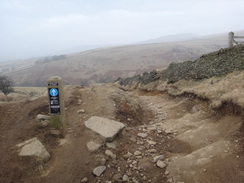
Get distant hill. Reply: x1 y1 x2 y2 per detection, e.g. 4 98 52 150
3 31 243 87
137 33 202 44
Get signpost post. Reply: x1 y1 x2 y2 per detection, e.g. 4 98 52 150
47 76 66 137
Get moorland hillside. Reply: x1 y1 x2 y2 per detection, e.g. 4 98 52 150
2 31 236 87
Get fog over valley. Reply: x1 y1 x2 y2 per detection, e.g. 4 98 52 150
0 0 244 62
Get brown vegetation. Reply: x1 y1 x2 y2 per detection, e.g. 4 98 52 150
2 33 230 87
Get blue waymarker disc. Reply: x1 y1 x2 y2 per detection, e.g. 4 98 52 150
50 88 58 97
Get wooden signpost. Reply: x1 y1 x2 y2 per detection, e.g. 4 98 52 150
47 76 66 137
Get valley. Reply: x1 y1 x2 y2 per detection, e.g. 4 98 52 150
1 31 233 87
0 32 244 183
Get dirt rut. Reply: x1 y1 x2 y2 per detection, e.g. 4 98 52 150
138 92 244 183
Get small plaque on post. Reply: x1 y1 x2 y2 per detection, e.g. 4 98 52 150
48 88 60 114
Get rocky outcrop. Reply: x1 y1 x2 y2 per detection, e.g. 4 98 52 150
162 45 244 83
117 45 244 86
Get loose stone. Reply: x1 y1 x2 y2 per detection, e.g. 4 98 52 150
134 151 142 156
191 106 198 114
106 142 117 149
93 166 106 177
147 149 157 153
137 133 148 138
165 130 173 134
80 177 88 182
77 99 82 105
105 150 116 159
77 109 85 114
113 173 122 181
122 174 129 181
36 114 50 127
136 156 143 159
153 155 165 163
147 126 157 131
86 141 102 152
36 114 50 122
147 140 157 145
156 160 167 169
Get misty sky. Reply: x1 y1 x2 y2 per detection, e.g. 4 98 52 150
0 0 244 62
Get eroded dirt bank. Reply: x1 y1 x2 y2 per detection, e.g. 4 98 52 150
0 84 243 183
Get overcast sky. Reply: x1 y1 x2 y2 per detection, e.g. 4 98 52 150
0 0 244 62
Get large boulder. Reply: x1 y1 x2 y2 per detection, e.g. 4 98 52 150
84 116 125 142
16 137 51 163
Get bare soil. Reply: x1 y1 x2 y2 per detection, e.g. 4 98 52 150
0 84 243 183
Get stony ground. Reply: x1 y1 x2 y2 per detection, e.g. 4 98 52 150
0 84 243 183
118 45 244 86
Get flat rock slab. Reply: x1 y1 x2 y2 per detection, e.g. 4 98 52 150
85 116 125 142
16 137 51 162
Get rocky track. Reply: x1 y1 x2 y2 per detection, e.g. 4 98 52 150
0 84 243 183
